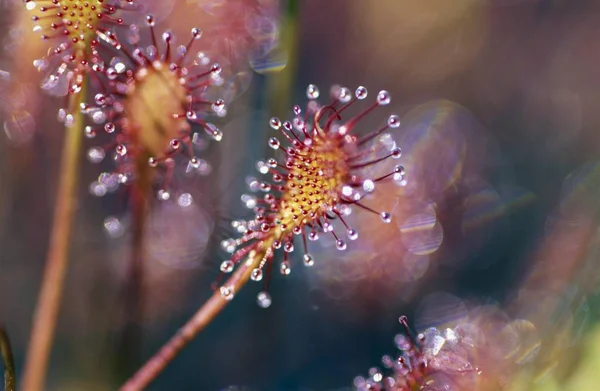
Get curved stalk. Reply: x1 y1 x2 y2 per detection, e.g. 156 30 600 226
21 83 87 391
119 253 259 391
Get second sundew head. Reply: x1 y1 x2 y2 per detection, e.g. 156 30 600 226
123 57 190 158
26 0 136 94
84 15 226 201
219 84 405 307
355 316 484 391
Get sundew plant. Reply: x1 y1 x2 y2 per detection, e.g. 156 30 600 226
1 1 600 391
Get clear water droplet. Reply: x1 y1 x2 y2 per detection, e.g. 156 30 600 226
270 117 281 129
303 253 314 267
191 27 202 39
87 147 105 163
377 90 391 105
103 216 124 238
220 286 234 300
363 179 375 193
268 137 280 149
146 15 156 27
178 193 193 208
388 114 400 128
157 189 171 201
347 228 358 240
251 268 263 281
204 122 223 141
221 239 236 253
337 87 352 103
220 260 234 273
280 261 291 275
257 291 272 308
306 84 320 99
284 242 294 253
355 86 368 100
380 212 392 223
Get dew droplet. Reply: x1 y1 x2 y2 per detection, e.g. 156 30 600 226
241 194 257 209
394 165 405 175
157 189 171 201
103 216 123 238
303 253 314 267
380 212 392 223
87 147 105 163
64 114 74 127
347 228 358 240
191 27 202 39
336 239 347 250
268 137 280 150
306 84 320 99
270 117 282 129
104 123 115 133
211 99 226 116
220 286 234 300
363 179 375 193
377 90 391 105
251 268 263 281
116 144 127 156
178 193 193 208
280 261 291 275
84 126 95 138
189 157 200 169
388 114 401 128
284 242 294 253
337 87 352 103
91 109 106 124
391 147 402 159
221 239 236 253
89 182 107 197
355 86 368 100
220 260 234 273
257 291 272 308
146 15 155 26
95 93 106 105
204 122 223 141
255 161 268 175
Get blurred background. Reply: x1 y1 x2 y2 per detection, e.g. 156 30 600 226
2 0 600 390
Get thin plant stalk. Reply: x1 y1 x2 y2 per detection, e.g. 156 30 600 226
120 2 300 389
114 153 151 381
267 0 299 118
119 254 259 391
1 326 16 391
21 81 87 391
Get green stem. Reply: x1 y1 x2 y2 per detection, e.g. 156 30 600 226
0 326 15 391
267 0 299 118
21 82 87 391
